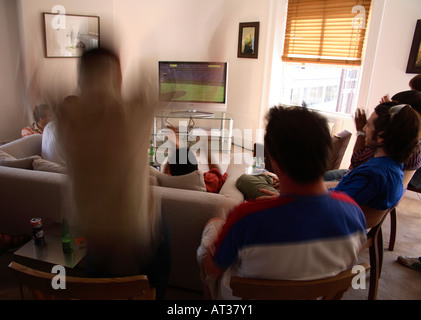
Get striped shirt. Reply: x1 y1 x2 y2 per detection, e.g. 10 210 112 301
21 123 42 137
350 140 421 171
212 192 367 299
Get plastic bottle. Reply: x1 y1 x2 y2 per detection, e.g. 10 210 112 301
61 218 73 254
149 140 155 166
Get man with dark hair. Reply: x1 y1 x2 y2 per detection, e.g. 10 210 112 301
325 90 421 187
330 102 420 215
197 106 367 299
410 74 421 92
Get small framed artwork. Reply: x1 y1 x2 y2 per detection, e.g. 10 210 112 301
43 12 100 58
406 20 421 73
238 22 259 59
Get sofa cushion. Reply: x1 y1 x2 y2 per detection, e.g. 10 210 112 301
0 134 42 158
155 168 207 192
33 158 67 174
0 150 40 169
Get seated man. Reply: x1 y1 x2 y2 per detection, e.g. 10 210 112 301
21 104 52 137
197 106 367 300
329 102 420 215
165 147 227 193
325 90 421 184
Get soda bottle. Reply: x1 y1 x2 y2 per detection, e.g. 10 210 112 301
61 218 73 254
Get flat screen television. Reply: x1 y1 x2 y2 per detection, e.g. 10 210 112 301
158 61 228 116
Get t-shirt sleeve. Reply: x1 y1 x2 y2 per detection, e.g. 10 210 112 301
331 171 378 207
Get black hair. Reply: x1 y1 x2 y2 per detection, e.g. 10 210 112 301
391 90 421 114
264 105 332 183
374 102 420 163
409 74 421 92
168 148 199 176
78 47 121 88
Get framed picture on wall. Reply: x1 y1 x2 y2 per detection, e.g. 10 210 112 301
237 22 259 59
43 13 100 58
406 19 421 73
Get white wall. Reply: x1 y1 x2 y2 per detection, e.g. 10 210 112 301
358 0 421 114
0 0 26 143
0 0 114 143
17 0 114 105
1 0 420 149
114 0 273 149
0 0 273 147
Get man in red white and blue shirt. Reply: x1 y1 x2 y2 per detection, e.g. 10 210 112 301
198 106 367 299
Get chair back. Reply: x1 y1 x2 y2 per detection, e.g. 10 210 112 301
329 130 352 170
9 262 155 300
230 263 370 300
254 130 352 174
360 205 390 229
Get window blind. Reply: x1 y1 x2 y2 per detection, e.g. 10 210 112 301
282 0 372 66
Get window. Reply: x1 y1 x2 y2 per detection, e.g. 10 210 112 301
280 64 360 114
280 0 371 115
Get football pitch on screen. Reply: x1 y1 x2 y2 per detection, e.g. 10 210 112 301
161 82 224 102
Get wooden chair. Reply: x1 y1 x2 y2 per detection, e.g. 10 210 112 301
8 262 156 300
388 169 417 251
329 130 352 170
230 263 369 300
253 130 352 174
360 205 395 300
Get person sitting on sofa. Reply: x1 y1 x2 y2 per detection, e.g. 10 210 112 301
21 104 52 137
197 105 367 300
165 146 227 193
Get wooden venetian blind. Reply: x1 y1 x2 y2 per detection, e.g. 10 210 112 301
282 0 372 66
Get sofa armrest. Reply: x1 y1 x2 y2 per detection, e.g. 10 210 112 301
0 166 67 234
154 186 235 291
219 162 248 205
0 134 42 158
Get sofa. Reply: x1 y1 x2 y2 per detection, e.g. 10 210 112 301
0 134 248 292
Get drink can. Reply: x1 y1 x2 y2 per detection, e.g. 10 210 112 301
30 218 45 244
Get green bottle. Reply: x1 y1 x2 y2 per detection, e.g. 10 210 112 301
61 218 73 254
149 140 155 166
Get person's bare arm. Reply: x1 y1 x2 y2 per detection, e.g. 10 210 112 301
353 108 367 154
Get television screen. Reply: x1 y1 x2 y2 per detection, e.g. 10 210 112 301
158 61 228 113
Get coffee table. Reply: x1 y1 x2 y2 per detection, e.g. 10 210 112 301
13 223 87 276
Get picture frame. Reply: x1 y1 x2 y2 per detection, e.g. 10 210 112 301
237 22 259 59
406 20 421 73
43 12 100 58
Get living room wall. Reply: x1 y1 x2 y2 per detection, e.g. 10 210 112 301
358 0 421 114
16 0 115 120
2 0 273 147
113 0 274 149
1 0 420 152
0 0 26 143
